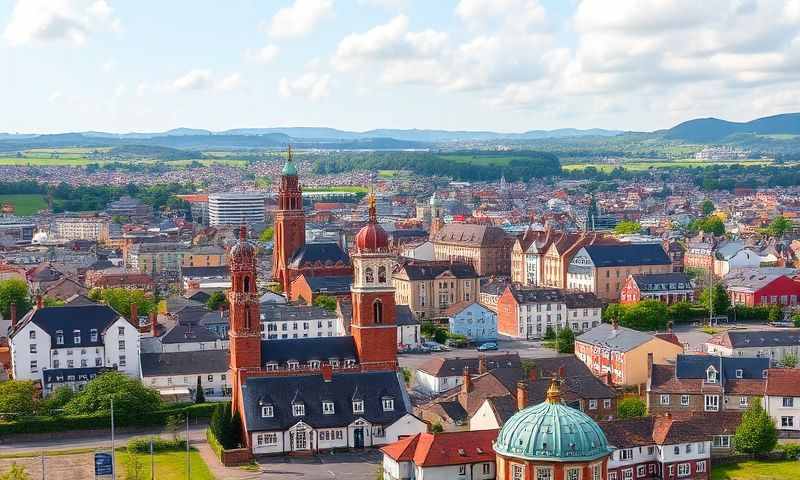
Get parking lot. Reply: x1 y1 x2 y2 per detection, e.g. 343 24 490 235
255 449 382 479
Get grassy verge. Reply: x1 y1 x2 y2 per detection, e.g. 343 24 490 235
711 460 800 480
0 447 97 459
120 448 214 480
0 194 48 215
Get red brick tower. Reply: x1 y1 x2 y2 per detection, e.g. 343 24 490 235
271 146 305 295
351 194 397 371
228 226 262 415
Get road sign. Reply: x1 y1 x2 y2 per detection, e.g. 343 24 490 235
95 452 113 478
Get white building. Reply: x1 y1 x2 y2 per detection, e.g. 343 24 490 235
381 430 498 480
705 329 800 360
53 217 109 242
9 304 141 395
208 192 266 226
261 303 339 340
764 369 800 434
141 350 230 401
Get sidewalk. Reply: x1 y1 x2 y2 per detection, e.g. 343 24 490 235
196 443 261 480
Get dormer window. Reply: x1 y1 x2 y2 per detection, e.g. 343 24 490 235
308 360 321 369
344 359 356 368
287 361 299 370
329 359 340 368
735 369 743 379
353 400 364 414
763 370 768 379
382 397 394 412
292 403 305 417
73 330 81 344
322 401 335 415
90 329 98 342
265 362 279 371
261 405 273 418
56 330 64 345
706 366 717 383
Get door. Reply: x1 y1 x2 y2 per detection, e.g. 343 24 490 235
295 429 307 450
353 428 364 449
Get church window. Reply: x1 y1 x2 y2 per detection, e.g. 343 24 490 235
244 276 250 293
378 266 387 283
365 267 374 283
373 300 383 324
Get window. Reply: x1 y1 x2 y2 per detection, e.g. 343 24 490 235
713 435 731 448
292 403 305 417
697 461 706 473
29 330 36 340
566 467 580 480
118 340 125 351
30 360 37 373
67 359 74 368
458 465 466 476
636 465 646 477
382 398 394 411
261 405 273 418
735 369 743 379
681 395 689 406
365 267 374 283
588 399 597 410
56 330 64 345
740 396 749 407
704 394 719 412
208 375 214 382
81 359 87 367
783 397 794 408
353 400 364 414
29 344 36 354
782 416 794 427
609 473 617 480
373 300 383 324
660 394 670 405
119 355 126 367
95 357 102 366
511 464 524 480
698 442 706 454
482 463 491 475
677 463 690 477
323 401 335 415
535 466 552 480
622 469 632 480
73 330 81 344
591 464 601 480
53 359 59 368
619 449 633 460
673 446 680 455
90 329 98 341
686 443 692 453
256 433 278 446
378 266 387 283
706 366 717 383
603 399 611 409
647 446 655 455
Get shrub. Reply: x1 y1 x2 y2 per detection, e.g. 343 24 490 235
64 372 161 417
617 398 647 419
735 398 777 456
127 437 186 453
0 381 37 417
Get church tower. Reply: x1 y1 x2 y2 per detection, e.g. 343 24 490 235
228 226 261 414
271 146 306 294
351 194 397 371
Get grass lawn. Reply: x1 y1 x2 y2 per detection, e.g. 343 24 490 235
119 448 214 480
711 460 800 479
0 194 48 215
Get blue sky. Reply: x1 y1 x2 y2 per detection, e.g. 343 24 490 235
2 0 799 134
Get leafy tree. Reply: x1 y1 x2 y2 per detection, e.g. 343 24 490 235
701 199 715 216
400 367 412 386
613 221 641 235
734 399 777 456
0 279 31 320
619 300 668 331
259 226 274 242
206 291 228 311
195 377 206 404
421 322 448 344
556 327 575 354
39 385 74 415
794 312 800 328
42 297 64 307
782 353 798 368
687 215 725 236
0 463 31 480
91 288 155 318
543 326 556 340
313 294 337 312
667 301 695 322
64 372 161 417
0 380 37 417
698 284 730 318
230 410 243 448
430 422 444 434
768 305 783 323
617 398 647 419
766 215 793 238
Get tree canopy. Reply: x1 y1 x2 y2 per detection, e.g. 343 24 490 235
613 221 641 235
686 215 725 236
701 199 715 216
556 327 575 353
313 294 337 312
617 398 647 419
259 226 274 242
64 372 161 417
0 279 31 320
764 215 793 238
604 300 668 331
698 284 730 317
734 398 777 455
0 380 37 417
206 291 228 311
88 288 155 318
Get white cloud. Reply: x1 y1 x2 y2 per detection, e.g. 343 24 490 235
48 91 63 103
269 0 333 39
172 70 213 91
113 83 126 98
169 70 243 92
245 44 279 64
357 0 407 10
217 73 243 91
102 59 116 73
279 72 331 100
4 0 121 46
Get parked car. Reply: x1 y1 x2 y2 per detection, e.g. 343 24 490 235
446 337 469 348
477 342 498 351
423 341 445 352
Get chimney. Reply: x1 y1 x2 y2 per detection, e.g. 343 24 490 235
130 302 138 327
321 364 333 382
529 367 538 381
462 366 472 394
611 318 619 331
478 355 487 375
9 302 17 329
35 295 43 310
647 352 654 385
667 321 674 334
516 381 528 410
605 371 613 386
150 312 158 337
558 366 565 379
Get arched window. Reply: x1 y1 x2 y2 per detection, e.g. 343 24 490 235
373 300 383 324
365 267 374 283
245 309 251 330
244 276 250 293
378 266 387 283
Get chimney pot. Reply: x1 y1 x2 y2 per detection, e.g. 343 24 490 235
478 355 487 375
462 366 472 394
516 380 528 410
130 303 139 327
529 367 537 381
150 312 158 337
35 295 43 310
558 366 565 379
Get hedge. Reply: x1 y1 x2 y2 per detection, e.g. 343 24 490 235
0 402 218 436
127 437 186 453
206 428 223 459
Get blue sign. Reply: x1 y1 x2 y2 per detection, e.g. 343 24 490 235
95 452 113 476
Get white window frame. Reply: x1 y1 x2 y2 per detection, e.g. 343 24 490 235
704 394 719 412
782 416 794 428
261 405 273 418
588 399 597 410
535 466 552 480
353 400 364 414
636 465 646 477
677 463 690 477
322 401 335 415
696 461 706 473
680 395 689 406
511 463 525 480
382 398 394 412
660 394 670 405
292 403 305 417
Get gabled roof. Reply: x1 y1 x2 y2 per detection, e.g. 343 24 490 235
242 370 411 431
289 242 350 268
260 337 357 365
160 322 221 344
14 305 123 348
581 244 671 268
396 305 418 326
600 415 712 448
723 267 799 292
260 303 337 323
141 350 228 376
765 368 800 396
417 353 521 377
630 273 693 292
432 224 508 247
408 430 498 467
302 275 352 294
380 433 420 461
396 261 477 281
180 265 230 278
576 323 655 352
675 354 769 381
708 329 800 349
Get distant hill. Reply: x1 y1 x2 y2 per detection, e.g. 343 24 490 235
664 113 800 142
109 145 204 160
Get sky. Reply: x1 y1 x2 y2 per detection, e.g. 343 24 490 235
2 0 800 134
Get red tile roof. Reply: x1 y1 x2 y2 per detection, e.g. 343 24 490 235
765 368 800 396
408 430 498 467
380 434 420 461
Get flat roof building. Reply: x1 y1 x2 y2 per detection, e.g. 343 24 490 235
208 192 266 226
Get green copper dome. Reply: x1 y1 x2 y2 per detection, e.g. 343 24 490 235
282 159 297 176
494 386 611 462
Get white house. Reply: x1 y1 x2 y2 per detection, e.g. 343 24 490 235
414 354 521 395
261 303 339 340
396 305 422 350
445 302 497 343
140 349 230 401
764 368 800 433
9 304 141 395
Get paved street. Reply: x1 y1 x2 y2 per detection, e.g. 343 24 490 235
254 449 382 480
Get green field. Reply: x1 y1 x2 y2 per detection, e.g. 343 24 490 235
712 459 800 479
562 159 776 172
0 194 48 215
440 153 530 166
119 448 214 480
0 155 248 167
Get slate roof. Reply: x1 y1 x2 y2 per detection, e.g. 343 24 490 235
723 268 799 292
289 242 350 268
180 265 230 278
506 286 603 308
260 303 337 323
485 395 519 425
260 337 357 365
765 368 800 396
581 244 671 267
141 350 228 376
674 354 769 381
650 355 769 395
417 353 521 377
631 273 694 292
576 323 655 352
396 261 478 281
242 370 411 431
526 356 594 378
17 305 123 348
432 224 509 247
708 329 800 349
159 322 221 344
173 304 212 325
396 305 419 326
302 275 352 294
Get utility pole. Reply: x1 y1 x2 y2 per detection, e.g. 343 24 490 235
111 398 116 480
186 414 190 480
150 438 154 480
40 450 45 480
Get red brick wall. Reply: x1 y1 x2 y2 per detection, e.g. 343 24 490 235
620 276 640 304
221 448 253 466
496 288 520 337
351 291 397 367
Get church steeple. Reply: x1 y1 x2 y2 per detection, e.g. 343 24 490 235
272 145 306 294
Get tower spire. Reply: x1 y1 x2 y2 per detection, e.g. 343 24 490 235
546 377 562 404
368 192 377 223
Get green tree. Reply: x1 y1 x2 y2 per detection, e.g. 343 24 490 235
0 279 31 320
613 221 641 235
557 327 575 354
64 372 160 417
165 414 183 441
259 226 274 242
619 300 668 331
92 288 155 318
793 312 800 328
400 367 412 386
617 398 647 419
667 301 695 322
698 284 730 318
602 303 624 324
0 463 31 480
206 291 228 311
734 399 777 456
430 422 444 434
230 410 243 448
195 377 206 404
0 380 37 417
543 326 556 340
42 297 64 307
766 215 793 238
768 305 783 323
38 385 74 415
313 294 337 312
701 199 715 216
782 353 798 368
125 449 144 480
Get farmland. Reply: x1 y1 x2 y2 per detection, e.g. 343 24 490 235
562 159 778 172
0 194 48 215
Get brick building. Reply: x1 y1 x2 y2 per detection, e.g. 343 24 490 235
431 223 513 276
620 273 695 304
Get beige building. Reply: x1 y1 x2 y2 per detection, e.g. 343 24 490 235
127 243 226 274
512 228 609 288
393 260 479 320
431 223 512 276
53 216 110 242
567 243 673 301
